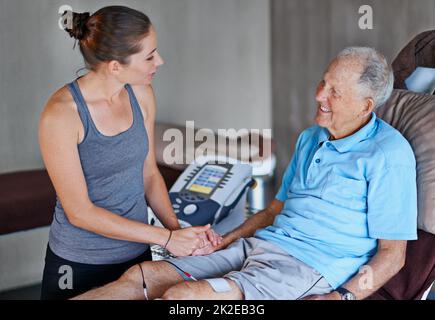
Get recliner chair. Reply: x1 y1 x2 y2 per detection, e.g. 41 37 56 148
367 30 435 300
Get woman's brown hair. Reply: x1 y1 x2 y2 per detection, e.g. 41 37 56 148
63 6 152 71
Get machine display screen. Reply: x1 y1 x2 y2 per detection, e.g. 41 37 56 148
187 165 228 195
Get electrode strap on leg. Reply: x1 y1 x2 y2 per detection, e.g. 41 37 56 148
205 278 232 293
138 263 149 300
165 260 197 281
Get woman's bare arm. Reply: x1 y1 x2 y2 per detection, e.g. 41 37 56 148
38 89 205 256
133 84 181 230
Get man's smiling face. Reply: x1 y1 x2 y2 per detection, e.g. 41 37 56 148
315 57 371 140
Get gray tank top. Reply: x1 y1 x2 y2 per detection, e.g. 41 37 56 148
49 79 150 264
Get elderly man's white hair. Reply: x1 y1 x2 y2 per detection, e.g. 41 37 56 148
336 47 394 110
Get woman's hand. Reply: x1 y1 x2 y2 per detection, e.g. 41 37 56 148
191 229 225 256
165 224 211 257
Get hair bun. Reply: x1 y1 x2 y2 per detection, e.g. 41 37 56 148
65 12 90 40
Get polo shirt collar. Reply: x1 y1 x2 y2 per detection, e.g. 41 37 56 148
317 112 378 153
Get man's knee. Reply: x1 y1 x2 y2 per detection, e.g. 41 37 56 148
120 261 185 299
119 265 140 284
120 261 153 285
161 281 196 300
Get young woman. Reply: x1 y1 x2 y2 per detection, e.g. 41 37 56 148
39 6 221 299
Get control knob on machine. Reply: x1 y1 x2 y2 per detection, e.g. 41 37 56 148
183 204 198 215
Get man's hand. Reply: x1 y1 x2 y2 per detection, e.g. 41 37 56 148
205 228 223 247
191 229 224 256
191 241 225 256
166 224 212 256
190 199 285 257
303 291 341 300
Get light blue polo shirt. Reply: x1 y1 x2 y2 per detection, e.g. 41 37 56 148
255 113 418 289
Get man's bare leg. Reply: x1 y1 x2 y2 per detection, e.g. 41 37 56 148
72 261 183 300
161 278 244 300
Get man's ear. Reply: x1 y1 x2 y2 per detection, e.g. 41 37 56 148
361 97 375 117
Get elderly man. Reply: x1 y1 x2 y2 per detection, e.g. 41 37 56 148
74 47 417 300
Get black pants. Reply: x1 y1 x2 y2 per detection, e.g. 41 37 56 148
40 244 152 300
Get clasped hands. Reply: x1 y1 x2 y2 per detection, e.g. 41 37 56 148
165 224 224 257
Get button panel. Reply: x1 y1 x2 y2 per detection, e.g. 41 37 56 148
183 204 198 215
